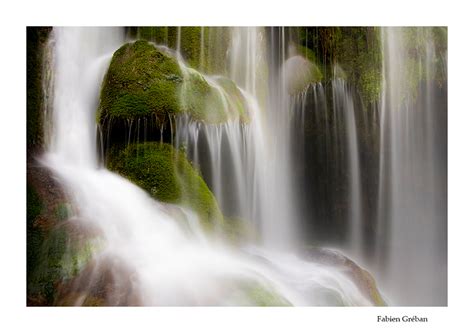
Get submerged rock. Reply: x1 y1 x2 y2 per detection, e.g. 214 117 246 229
304 247 386 306
27 162 101 305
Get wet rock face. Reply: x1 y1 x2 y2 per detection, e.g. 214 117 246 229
303 247 386 306
56 256 143 306
27 161 104 306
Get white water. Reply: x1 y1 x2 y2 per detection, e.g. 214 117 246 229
290 79 363 259
176 27 298 249
376 27 447 305
277 28 446 306
332 79 363 260
41 27 374 306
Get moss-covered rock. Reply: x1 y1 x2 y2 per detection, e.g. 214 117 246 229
98 40 248 130
98 40 183 122
180 68 227 123
297 27 382 105
215 77 250 122
283 55 323 95
297 27 447 105
107 142 224 230
127 27 230 74
180 69 250 123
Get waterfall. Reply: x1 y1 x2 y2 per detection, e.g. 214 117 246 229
176 27 298 249
38 27 374 306
176 26 181 54
332 79 363 259
290 79 363 257
376 27 447 305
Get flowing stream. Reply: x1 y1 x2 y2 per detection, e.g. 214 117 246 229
41 27 374 306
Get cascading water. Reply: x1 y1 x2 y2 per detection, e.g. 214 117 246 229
176 27 298 249
332 79 363 259
283 27 446 307
376 27 447 305
290 78 364 256
39 27 375 306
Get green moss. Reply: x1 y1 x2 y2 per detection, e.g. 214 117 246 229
28 225 67 303
98 40 183 122
135 27 170 44
298 27 382 105
107 142 224 230
298 27 446 104
98 40 242 125
180 68 227 123
295 44 324 81
177 27 202 69
200 27 231 75
284 54 323 95
215 77 250 122
55 202 71 221
180 70 249 123
177 27 231 74
399 27 447 100
296 44 317 64
129 27 230 74
335 27 382 104
28 222 100 304
60 239 100 279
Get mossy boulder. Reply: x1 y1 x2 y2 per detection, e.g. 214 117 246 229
283 55 323 95
180 68 227 123
98 40 248 128
107 142 224 230
215 77 250 122
180 69 250 123
98 40 183 122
